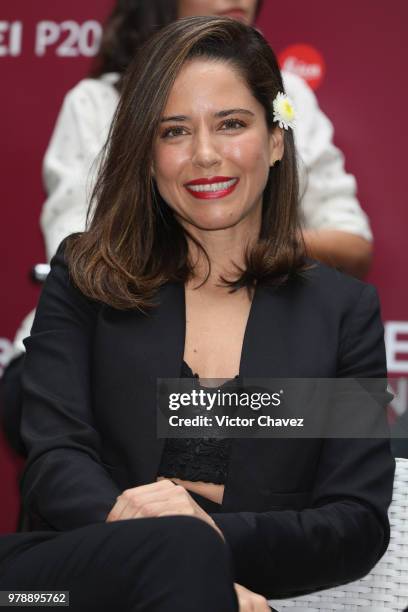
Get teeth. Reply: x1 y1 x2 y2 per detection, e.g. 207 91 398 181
187 179 237 192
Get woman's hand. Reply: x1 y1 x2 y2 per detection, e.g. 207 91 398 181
106 478 225 540
234 583 271 612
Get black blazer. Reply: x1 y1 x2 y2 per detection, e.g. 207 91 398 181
20 240 395 599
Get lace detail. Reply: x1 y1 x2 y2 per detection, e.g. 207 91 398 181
157 361 235 484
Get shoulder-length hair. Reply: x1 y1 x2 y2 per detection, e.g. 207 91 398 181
66 16 307 311
91 0 265 79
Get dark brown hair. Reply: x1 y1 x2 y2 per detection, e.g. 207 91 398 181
91 0 265 79
90 0 178 78
66 16 306 310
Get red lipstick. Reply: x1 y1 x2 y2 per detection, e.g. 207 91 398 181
184 176 239 200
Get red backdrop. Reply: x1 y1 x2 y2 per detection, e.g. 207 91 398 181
1 0 407 532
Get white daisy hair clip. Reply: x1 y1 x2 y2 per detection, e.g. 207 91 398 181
272 92 296 130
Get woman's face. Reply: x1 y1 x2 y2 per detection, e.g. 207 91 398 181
153 59 283 234
177 0 258 24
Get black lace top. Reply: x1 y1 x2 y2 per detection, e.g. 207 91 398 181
157 361 237 484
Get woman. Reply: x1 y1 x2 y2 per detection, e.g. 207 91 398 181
3 16 393 611
2 2 267 457
2 0 373 458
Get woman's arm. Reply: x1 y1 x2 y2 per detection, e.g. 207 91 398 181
39 78 118 261
283 72 373 277
209 284 395 599
301 228 373 278
20 239 121 530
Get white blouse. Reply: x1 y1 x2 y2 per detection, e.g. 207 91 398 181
12 71 372 357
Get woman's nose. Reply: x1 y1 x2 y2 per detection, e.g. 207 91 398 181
191 132 222 169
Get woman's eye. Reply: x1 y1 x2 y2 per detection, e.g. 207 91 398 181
160 119 245 139
220 119 246 130
161 126 187 139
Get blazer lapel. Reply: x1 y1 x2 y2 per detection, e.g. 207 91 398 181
240 284 290 378
138 282 186 478
98 282 185 484
223 284 293 511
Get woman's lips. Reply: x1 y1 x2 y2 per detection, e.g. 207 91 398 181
184 177 239 200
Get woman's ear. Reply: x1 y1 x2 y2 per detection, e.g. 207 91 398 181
269 127 284 166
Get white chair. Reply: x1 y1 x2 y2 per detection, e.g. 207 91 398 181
268 457 408 612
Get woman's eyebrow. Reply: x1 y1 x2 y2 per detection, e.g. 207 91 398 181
160 108 255 122
216 108 255 118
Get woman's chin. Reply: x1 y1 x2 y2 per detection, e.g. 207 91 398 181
185 213 243 232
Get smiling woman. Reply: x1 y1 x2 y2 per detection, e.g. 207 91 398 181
153 59 283 233
12 15 394 612
65 15 304 311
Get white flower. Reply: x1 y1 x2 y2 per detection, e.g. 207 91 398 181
272 92 296 130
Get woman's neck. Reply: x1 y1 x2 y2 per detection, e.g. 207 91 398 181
184 209 261 289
